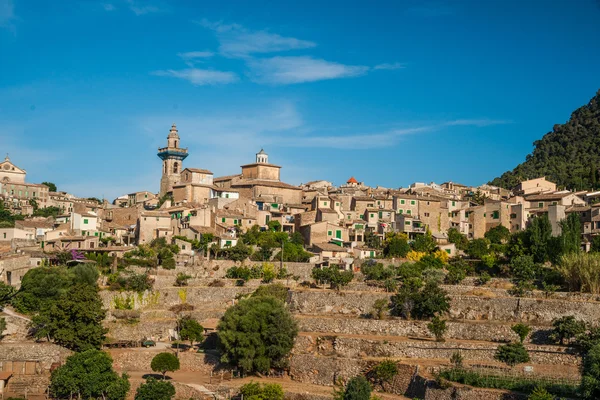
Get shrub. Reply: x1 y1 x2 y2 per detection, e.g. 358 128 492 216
218 296 297 373
391 281 449 320
494 342 530 367
312 266 354 289
557 252 600 294
478 272 491 285
239 382 284 400
334 375 372 400
174 273 192 287
135 378 175 400
150 353 180 379
581 343 600 399
370 359 398 389
251 283 289 302
466 238 490 259
550 315 586 345
406 251 426 262
427 316 447 342
178 317 204 348
433 249 450 264
445 263 467 285
370 299 388 320
527 386 554 400
450 351 463 368
511 323 531 344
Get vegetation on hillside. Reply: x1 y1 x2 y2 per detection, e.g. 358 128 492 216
490 90 600 190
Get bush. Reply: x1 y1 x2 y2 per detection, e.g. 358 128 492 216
175 273 191 287
150 353 180 379
581 343 600 399
370 299 388 320
527 386 554 400
334 375 372 400
466 238 490 259
252 283 289 302
218 296 297 373
511 323 531 344
557 252 600 294
391 281 449 320
445 262 467 284
494 342 530 367
135 378 175 400
312 266 354 289
550 315 586 345
478 272 491 285
370 359 398 389
239 382 284 400
360 262 394 281
178 317 204 347
427 316 447 342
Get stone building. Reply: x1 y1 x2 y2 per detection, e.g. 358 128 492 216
158 124 188 197
0 155 50 210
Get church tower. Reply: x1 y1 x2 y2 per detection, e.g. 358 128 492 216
157 123 188 197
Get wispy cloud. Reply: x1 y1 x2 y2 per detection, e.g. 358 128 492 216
103 3 116 11
177 51 214 66
444 119 513 127
0 0 17 33
152 68 238 86
374 62 405 70
126 0 161 16
198 19 316 57
248 56 369 85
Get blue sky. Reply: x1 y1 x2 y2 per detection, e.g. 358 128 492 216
1 0 600 200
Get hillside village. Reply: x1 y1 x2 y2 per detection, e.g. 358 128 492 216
2 124 600 400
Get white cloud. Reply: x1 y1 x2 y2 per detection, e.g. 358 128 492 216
248 56 370 85
374 62 405 70
177 51 214 61
0 0 16 32
198 19 316 57
126 0 160 15
152 68 238 85
103 3 116 11
443 119 512 127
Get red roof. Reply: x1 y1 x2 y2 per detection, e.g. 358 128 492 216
347 176 358 184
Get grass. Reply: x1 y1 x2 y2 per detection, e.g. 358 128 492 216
437 367 580 398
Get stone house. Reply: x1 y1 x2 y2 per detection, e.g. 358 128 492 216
297 221 349 247
514 177 557 196
137 210 171 244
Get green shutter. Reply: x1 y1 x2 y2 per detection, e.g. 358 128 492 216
400 199 405 204
222 217 226 223
83 219 88 224
336 230 342 239
378 211 382 218
328 230 332 236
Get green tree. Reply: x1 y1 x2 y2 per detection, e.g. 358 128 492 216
337 376 372 400
528 386 554 400
370 360 398 390
412 231 436 253
484 225 511 244
370 299 389 320
312 266 354 289
391 281 449 320
12 266 72 314
466 238 490 259
582 343 600 399
558 212 582 256
50 350 129 400
0 282 15 307
447 228 469 251
550 315 586 345
364 231 380 249
494 342 530 367
150 353 180 379
32 284 107 351
178 317 204 348
239 382 284 400
227 242 252 262
0 317 6 339
383 235 410 258
41 182 57 192
135 378 175 400
527 215 553 263
511 323 531 344
427 316 447 342
251 283 289 302
217 296 298 374
510 255 537 283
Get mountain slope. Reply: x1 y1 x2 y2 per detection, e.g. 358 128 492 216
490 90 600 190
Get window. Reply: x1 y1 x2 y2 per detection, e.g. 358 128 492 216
407 210 411 215
234 219 238 224
359 214 364 219
221 217 226 223
336 202 340 206
368 203 374 207
405 221 410 225
400 199 405 205
347 215 351 220
445 249 451 254
328 230 332 236
83 219 88 224
173 162 179 173
378 211 382 218
355 224 363 229
484 213 486 217
2 233 5 239
398 209 403 214
336 230 342 239
323 202 327 206
538 202 544 208
377 201 380 205
94 232 98 236
552 201 558 205
370 213 375 218
226 240 231 246
510 213 517 219
492 211 499 219
411 200 416 205
452 201 456 206
424 212 430 217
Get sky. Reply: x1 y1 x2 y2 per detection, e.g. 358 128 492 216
1 0 600 200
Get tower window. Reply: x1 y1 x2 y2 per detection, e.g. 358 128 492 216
174 140 178 148
173 162 178 173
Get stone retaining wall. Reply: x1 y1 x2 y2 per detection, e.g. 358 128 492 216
294 335 579 366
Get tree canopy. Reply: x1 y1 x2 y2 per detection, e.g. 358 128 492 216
50 350 129 400
135 378 176 400
217 295 298 374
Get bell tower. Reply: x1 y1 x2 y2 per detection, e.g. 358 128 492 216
157 123 188 197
